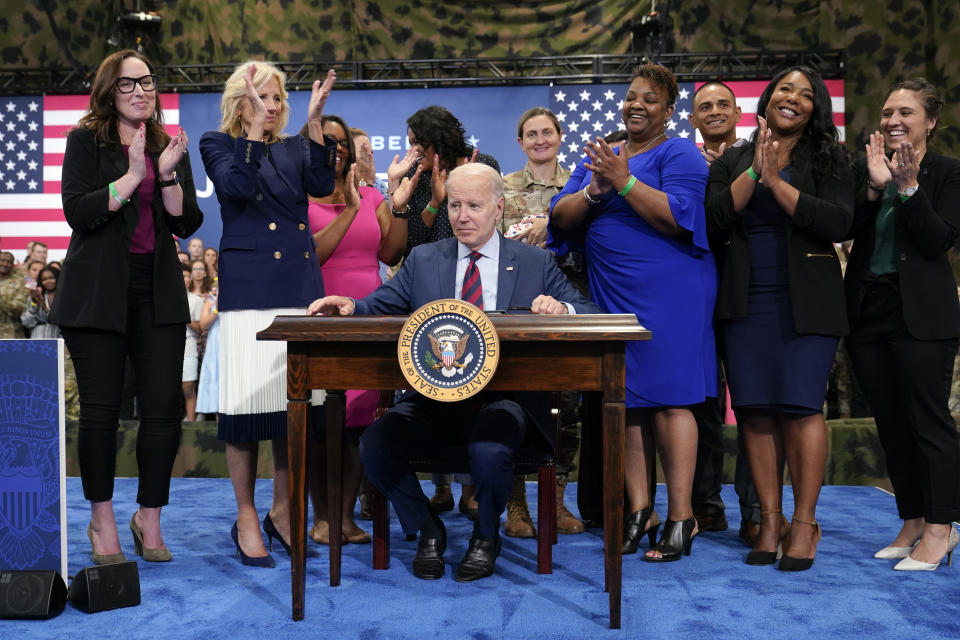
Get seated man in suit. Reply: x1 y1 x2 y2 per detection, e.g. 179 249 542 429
307 163 600 582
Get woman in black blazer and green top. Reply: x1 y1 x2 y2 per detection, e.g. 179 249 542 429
845 79 960 571
707 66 853 571
49 50 202 565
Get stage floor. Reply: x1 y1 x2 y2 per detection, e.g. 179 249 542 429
5 479 958 639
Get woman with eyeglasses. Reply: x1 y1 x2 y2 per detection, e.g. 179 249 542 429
297 114 406 546
49 49 202 565
199 60 336 567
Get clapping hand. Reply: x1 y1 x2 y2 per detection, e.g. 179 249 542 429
429 154 448 208
391 164 423 213
307 69 336 125
158 127 188 180
583 137 621 196
884 140 920 190
387 147 420 192
757 119 780 186
343 163 361 211
864 131 891 195
703 141 727 166
242 64 268 130
127 122 147 181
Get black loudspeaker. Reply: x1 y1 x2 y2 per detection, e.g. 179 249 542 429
0 570 68 619
68 561 140 613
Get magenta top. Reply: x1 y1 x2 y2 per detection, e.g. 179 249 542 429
126 147 156 254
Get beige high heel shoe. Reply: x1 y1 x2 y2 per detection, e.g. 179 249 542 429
893 527 959 571
86 523 126 565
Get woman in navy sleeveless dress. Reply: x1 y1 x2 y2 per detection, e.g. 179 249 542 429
707 66 853 571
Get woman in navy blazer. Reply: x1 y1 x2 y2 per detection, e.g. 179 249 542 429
845 79 960 570
49 49 202 565
199 61 337 567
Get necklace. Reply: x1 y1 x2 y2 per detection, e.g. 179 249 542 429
625 133 666 157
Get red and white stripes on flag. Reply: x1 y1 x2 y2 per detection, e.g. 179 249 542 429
0 94 179 262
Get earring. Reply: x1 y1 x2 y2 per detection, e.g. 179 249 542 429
927 129 932 137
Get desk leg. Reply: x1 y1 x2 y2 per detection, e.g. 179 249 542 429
326 390 346 587
602 398 624 629
287 346 310 621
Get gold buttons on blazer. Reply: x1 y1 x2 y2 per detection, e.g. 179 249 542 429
256 193 263 201
274 251 282 259
268 222 277 230
303 252 310 259
298 223 306 231
245 142 253 163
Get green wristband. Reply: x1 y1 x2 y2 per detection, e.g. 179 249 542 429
618 176 638 197
109 181 129 205
425 203 439 215
745 166 760 181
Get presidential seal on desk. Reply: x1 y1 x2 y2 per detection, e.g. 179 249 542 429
397 299 500 401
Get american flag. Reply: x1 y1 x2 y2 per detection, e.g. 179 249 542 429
0 94 180 263
550 79 845 171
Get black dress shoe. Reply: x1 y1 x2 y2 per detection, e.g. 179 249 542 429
454 531 502 582
412 519 446 580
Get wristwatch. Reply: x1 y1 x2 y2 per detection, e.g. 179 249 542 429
899 184 918 198
158 172 179 188
392 204 409 219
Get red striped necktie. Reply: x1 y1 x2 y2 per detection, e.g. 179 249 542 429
461 251 483 309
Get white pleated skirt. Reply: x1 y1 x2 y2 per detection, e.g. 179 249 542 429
217 308 324 442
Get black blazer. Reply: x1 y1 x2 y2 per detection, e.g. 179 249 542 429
49 127 203 331
845 153 960 340
706 143 854 336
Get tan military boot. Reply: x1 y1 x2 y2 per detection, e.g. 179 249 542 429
556 477 585 534
504 477 536 538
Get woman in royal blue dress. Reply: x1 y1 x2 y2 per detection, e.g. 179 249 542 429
551 63 717 562
706 66 853 571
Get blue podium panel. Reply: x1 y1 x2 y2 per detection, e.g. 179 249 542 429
0 339 67 576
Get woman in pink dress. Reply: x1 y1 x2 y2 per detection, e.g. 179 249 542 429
303 115 407 543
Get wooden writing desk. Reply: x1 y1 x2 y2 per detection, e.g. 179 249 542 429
258 313 650 629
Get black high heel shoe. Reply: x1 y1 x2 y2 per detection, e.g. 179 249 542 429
622 507 661 555
231 521 275 568
778 518 821 572
643 516 696 563
263 513 292 555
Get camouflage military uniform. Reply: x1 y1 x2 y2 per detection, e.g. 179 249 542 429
500 162 570 233
0 271 28 339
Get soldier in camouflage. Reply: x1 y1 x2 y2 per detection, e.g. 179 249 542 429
0 251 29 339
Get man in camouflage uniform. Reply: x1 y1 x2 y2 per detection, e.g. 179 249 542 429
0 251 29 338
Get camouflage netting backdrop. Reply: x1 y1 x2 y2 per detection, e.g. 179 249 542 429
2 1 958 155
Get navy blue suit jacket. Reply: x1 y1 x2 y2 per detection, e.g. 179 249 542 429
355 233 602 452
199 131 336 311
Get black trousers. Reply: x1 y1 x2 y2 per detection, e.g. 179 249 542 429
62 254 185 507
359 393 529 540
847 333 960 524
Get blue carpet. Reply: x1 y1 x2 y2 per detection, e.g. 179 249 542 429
4 479 958 639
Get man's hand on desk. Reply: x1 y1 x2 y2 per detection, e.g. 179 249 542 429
530 295 568 315
307 295 355 316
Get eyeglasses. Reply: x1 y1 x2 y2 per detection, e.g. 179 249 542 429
334 139 350 149
115 75 157 93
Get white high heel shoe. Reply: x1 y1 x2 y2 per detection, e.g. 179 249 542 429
874 537 920 559
893 527 959 571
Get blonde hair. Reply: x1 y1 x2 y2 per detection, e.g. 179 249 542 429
218 60 289 141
